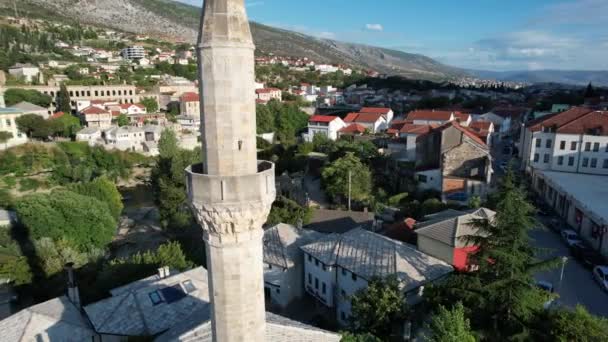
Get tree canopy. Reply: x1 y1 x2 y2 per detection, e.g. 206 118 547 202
426 303 476 342
141 97 159 113
68 177 123 220
4 88 52 108
266 196 312 226
255 100 309 144
322 152 372 204
57 83 72 113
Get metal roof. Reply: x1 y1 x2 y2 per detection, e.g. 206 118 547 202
415 208 496 247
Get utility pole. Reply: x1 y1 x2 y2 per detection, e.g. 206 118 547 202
348 170 352 211
13 0 19 18
558 256 568 293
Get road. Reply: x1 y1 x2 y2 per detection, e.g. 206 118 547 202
531 216 608 317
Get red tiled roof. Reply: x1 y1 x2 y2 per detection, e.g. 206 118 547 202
407 110 454 121
180 92 199 102
49 112 65 119
360 107 391 115
255 88 281 94
528 107 593 132
309 115 338 123
399 124 435 135
454 112 471 122
469 120 492 131
557 111 608 135
81 106 109 115
111 110 121 117
343 112 384 123
339 123 367 134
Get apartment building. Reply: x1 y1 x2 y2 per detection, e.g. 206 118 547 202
520 107 608 176
256 88 282 102
120 46 146 60
305 115 347 142
180 92 200 116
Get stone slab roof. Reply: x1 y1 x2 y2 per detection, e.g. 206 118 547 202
263 223 323 269
0 296 94 342
84 267 210 336
11 101 47 112
306 209 374 234
415 208 496 248
301 228 453 292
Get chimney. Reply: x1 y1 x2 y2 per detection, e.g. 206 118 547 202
65 263 81 308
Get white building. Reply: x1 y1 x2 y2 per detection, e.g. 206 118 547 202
8 63 40 83
180 92 200 116
520 107 608 176
256 88 282 103
120 103 147 116
121 46 146 60
300 228 452 325
176 115 201 132
263 224 323 309
305 115 346 142
0 107 28 150
343 112 387 134
10 101 50 119
76 127 103 146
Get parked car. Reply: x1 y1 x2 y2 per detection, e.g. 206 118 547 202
548 217 563 232
535 280 556 309
592 266 608 292
561 229 582 247
569 242 606 268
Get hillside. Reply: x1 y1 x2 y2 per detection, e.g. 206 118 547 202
0 0 465 81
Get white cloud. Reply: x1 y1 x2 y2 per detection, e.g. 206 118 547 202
365 24 383 31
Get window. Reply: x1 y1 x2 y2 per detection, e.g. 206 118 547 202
276 288 280 294
322 282 326 294
341 311 346 321
571 141 577 151
418 174 428 183
582 158 589 167
591 158 598 168
546 139 552 148
322 265 326 271
604 159 608 169
585 142 591 151
308 273 312 284
149 291 163 305
182 280 196 293
342 268 347 276
314 278 320 290
533 154 539 163
568 157 575 166
593 143 600 152
308 255 312 262
535 139 541 148
5 119 10 127
268 264 272 270
315 259 319 267
544 154 550 163
341 289 346 297
352 273 357 282
557 156 564 165
559 141 566 150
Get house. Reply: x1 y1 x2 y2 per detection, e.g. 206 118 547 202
8 63 40 83
338 123 367 137
305 209 375 234
359 107 394 123
121 46 145 60
256 88 282 103
468 120 495 146
519 107 608 176
11 102 51 119
180 92 200 116
103 126 149 152
406 110 456 126
482 107 528 137
306 115 346 142
415 208 496 271
0 107 29 150
76 127 103 145
263 224 323 309
120 103 147 116
176 114 201 131
415 121 493 203
386 122 436 161
80 106 112 128
343 112 387 134
300 228 453 325
0 266 340 342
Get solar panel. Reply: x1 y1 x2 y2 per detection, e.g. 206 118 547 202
160 284 187 304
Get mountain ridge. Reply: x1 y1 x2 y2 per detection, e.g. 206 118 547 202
0 0 465 81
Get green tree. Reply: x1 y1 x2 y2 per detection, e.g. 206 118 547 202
0 131 13 148
340 333 382 342
141 97 159 113
538 305 608 341
50 113 81 138
0 227 33 285
427 303 476 342
15 114 49 139
57 83 72 113
15 190 116 251
266 196 312 226
349 276 407 340
68 177 123 220
116 114 129 127
468 195 482 209
322 152 372 204
4 88 52 107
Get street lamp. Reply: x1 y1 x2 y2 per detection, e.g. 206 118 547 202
558 256 568 294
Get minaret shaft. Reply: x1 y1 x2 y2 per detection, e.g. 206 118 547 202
187 1 276 342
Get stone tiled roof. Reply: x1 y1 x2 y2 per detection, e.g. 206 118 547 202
11 101 47 112
263 223 323 269
306 209 374 234
84 267 210 336
301 228 453 291
0 296 95 342
415 208 495 248
156 312 341 342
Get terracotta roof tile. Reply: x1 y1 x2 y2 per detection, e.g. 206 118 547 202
407 110 454 121
528 107 594 132
360 107 391 115
309 115 339 123
339 123 367 134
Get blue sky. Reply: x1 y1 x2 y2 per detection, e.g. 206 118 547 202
177 0 608 71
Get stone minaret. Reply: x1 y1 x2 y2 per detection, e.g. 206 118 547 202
186 0 276 341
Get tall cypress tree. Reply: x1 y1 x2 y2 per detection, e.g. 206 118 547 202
57 83 72 113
